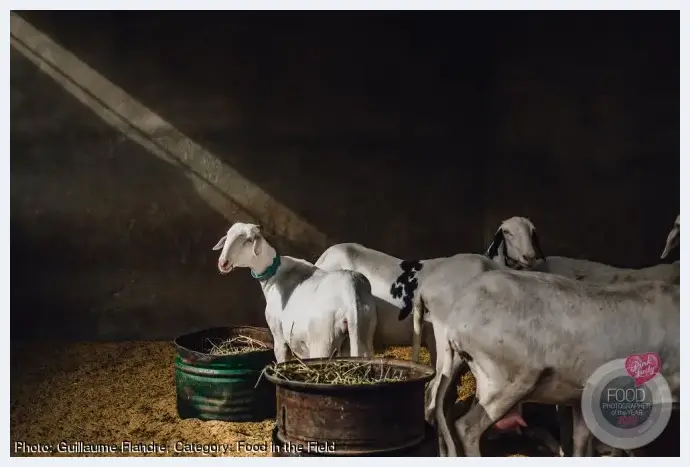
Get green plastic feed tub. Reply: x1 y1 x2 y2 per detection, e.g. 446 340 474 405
174 326 276 422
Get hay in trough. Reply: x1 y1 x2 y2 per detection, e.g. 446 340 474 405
204 334 269 356
382 346 432 366
265 358 409 385
380 346 476 402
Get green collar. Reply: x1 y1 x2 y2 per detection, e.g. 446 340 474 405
251 254 281 281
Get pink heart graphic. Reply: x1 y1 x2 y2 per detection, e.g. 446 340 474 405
625 353 661 387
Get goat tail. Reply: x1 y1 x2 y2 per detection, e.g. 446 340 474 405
411 294 426 363
349 272 376 358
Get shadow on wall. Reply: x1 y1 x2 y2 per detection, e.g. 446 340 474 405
14 11 681 269
10 45 306 341
12 11 489 260
10 11 491 341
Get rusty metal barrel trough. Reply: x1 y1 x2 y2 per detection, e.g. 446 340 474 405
173 326 276 422
263 357 438 457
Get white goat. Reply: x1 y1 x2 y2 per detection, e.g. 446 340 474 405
212 222 377 362
316 217 554 449
496 215 680 285
533 256 679 285
315 216 544 365
485 214 680 456
660 214 680 260
433 269 679 457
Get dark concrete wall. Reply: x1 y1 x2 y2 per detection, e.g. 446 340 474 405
10 11 679 341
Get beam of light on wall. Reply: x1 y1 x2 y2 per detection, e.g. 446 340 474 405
9 12 330 253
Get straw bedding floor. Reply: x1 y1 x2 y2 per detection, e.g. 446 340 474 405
10 341 678 457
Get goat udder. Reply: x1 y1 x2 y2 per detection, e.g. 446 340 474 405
492 410 528 432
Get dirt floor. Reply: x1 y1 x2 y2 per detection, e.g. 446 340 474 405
9 340 678 457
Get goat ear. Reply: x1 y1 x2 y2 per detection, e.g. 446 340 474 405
661 225 680 259
252 237 261 256
212 235 227 251
485 229 504 258
531 230 546 260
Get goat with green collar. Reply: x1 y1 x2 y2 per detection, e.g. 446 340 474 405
213 222 377 363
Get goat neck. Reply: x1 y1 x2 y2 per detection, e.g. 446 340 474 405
248 238 280 281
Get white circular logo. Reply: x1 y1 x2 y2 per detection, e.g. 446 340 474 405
581 358 674 450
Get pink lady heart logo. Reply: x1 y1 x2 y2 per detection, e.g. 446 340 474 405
625 353 661 387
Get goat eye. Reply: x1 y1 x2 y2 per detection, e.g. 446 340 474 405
503 230 513 237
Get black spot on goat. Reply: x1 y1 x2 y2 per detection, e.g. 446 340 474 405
390 260 423 321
